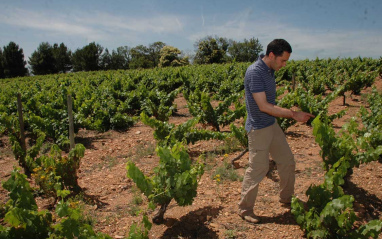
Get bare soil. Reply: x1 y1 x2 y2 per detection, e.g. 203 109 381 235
1 78 382 239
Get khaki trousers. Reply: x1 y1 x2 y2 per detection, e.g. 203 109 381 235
238 122 295 216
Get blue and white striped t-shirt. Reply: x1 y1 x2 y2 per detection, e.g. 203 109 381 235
244 55 276 132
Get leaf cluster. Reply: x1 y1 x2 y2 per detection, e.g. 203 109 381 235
184 89 245 131
0 168 113 239
140 112 228 147
126 143 204 207
291 115 382 238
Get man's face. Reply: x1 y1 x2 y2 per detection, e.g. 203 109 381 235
270 51 290 71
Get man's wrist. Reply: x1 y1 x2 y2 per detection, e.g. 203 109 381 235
290 110 295 118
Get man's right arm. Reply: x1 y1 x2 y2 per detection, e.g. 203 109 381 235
252 92 314 122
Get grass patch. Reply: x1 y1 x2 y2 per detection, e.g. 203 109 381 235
200 152 218 171
305 167 313 177
127 204 142 216
132 194 143 206
134 141 156 159
64 193 97 226
87 154 120 172
100 155 119 169
224 229 237 239
212 158 242 183
216 136 243 155
127 186 144 216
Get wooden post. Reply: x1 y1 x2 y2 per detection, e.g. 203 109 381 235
67 94 75 150
17 93 31 176
16 93 26 153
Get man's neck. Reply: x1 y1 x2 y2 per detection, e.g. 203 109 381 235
262 55 272 70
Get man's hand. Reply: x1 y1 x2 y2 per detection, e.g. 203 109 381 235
292 111 315 122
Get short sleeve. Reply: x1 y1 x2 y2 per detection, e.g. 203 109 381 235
246 69 264 94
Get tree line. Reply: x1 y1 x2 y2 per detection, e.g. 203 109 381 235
0 36 262 78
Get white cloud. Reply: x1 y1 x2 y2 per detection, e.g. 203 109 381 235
0 7 184 42
0 8 104 40
188 10 382 59
73 10 183 34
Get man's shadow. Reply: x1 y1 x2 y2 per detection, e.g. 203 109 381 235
257 210 299 226
160 206 223 239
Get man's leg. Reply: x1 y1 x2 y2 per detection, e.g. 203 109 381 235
269 123 295 203
238 126 272 220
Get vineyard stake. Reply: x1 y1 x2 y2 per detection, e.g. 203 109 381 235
67 94 75 149
16 93 26 153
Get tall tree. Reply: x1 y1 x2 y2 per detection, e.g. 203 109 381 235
110 46 130 70
101 46 131 70
159 46 189 67
194 36 229 64
71 42 103 72
52 43 72 73
148 41 166 67
2 42 28 78
129 45 152 69
228 37 263 63
100 48 112 70
129 42 166 69
28 42 57 75
71 48 83 72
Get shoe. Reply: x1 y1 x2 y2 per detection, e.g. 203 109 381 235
241 214 261 224
279 198 291 204
279 199 291 208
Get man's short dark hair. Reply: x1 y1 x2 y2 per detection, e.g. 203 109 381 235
266 39 292 57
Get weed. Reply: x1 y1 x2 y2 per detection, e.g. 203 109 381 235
127 187 144 216
95 155 119 170
212 158 242 182
211 157 242 202
134 141 156 159
107 155 119 168
258 195 272 204
132 194 143 205
113 205 130 219
103 213 118 225
235 225 250 232
127 204 142 216
201 152 218 171
305 167 313 177
224 229 237 239
65 195 97 226
217 136 242 154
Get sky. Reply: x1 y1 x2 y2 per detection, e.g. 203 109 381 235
0 0 381 62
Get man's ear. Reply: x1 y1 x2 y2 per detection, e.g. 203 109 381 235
269 52 276 60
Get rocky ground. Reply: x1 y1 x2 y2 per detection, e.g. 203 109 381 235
1 78 382 239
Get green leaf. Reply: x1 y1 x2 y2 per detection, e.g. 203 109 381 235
4 208 26 228
307 229 328 239
56 201 69 217
357 220 382 238
126 161 153 197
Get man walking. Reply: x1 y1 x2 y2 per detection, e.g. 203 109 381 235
238 39 314 223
